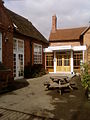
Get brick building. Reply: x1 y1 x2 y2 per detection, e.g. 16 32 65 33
0 0 48 80
44 15 90 74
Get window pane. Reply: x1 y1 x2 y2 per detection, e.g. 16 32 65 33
13 39 24 53
18 54 24 77
18 40 24 52
34 44 42 64
57 55 62 66
13 54 16 77
13 39 17 51
74 60 76 66
74 51 83 67
64 55 70 66
64 60 69 66
46 53 53 67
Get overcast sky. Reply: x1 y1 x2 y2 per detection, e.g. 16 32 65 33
4 0 90 39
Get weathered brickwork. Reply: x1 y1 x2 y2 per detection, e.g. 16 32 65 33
0 2 13 79
2 32 13 78
49 41 81 46
84 29 90 64
84 29 90 47
24 40 31 66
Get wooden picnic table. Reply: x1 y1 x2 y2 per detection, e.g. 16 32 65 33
50 76 69 84
44 76 73 95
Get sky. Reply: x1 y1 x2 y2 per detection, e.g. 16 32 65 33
4 0 90 39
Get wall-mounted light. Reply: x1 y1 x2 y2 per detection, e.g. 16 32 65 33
5 37 8 43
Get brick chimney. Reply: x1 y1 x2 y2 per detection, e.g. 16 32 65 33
51 15 57 33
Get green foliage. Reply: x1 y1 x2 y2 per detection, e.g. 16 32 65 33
81 63 90 89
24 64 47 78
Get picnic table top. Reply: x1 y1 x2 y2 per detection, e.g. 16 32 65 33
50 76 69 83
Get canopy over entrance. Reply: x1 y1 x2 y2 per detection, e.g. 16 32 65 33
44 45 86 52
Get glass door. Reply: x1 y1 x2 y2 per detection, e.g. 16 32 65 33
63 54 70 72
13 54 16 78
56 52 70 72
13 38 24 79
56 53 63 72
18 54 24 77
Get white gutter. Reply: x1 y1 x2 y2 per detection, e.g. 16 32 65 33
44 45 86 52
73 45 86 51
48 45 72 51
81 26 89 35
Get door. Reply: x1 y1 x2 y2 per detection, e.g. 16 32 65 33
56 52 70 72
18 54 24 78
13 38 24 79
56 53 63 72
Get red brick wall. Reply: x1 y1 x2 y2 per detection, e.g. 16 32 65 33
24 39 31 66
83 29 90 47
0 2 48 80
0 3 13 80
84 46 90 63
49 40 81 46
2 32 13 79
0 3 11 28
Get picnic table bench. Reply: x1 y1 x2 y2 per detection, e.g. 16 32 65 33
44 76 75 95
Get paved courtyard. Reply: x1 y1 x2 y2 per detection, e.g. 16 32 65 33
0 74 90 120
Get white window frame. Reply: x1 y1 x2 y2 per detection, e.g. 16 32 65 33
13 38 24 79
13 38 24 53
34 43 42 64
0 32 2 62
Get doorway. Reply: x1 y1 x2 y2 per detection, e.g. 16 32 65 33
56 52 71 72
13 38 24 79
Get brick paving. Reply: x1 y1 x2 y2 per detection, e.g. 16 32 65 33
0 107 57 120
0 74 90 120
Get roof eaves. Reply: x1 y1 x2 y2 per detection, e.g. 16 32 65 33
49 38 79 42
14 29 49 44
6 8 48 44
80 26 89 36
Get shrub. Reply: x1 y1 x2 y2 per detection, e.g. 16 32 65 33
24 64 47 78
81 62 90 89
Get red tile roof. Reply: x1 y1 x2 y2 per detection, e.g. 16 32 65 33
5 8 48 44
49 27 87 41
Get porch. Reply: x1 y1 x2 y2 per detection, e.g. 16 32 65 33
44 45 86 74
